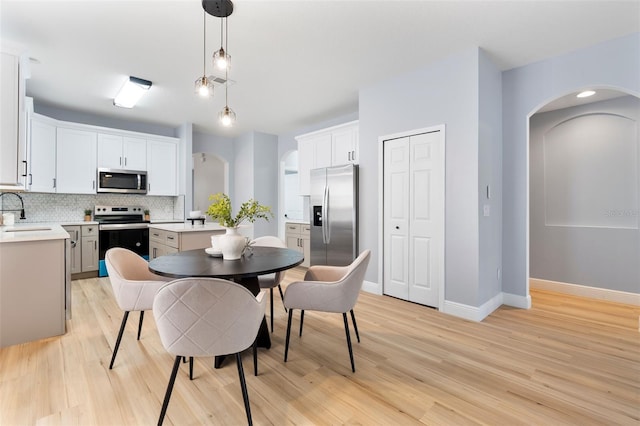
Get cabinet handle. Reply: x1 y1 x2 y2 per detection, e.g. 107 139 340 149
119 157 122 166
124 157 127 166
167 236 174 240
92 180 95 190
53 178 56 188
153 247 157 258
94 241 97 250
22 160 27 177
352 150 355 161
28 174 32 186
348 152 351 161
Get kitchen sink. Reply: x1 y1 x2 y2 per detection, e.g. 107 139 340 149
2 226 52 232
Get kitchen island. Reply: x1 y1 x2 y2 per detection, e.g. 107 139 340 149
0 224 69 348
148 222 226 260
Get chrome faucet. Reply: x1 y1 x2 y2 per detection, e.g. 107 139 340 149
0 192 26 220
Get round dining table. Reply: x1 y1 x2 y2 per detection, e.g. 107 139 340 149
148 246 304 367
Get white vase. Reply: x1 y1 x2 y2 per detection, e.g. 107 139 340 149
218 227 246 260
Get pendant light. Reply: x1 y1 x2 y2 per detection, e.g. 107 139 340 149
218 16 236 127
194 11 214 97
212 14 231 70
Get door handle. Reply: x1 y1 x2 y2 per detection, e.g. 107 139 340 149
22 160 27 177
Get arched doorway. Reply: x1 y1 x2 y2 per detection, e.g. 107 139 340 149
528 88 639 304
192 152 228 212
279 150 304 237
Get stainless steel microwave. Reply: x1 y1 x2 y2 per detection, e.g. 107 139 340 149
97 168 147 194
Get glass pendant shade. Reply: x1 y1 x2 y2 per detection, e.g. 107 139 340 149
213 47 230 70
194 76 214 97
218 106 236 127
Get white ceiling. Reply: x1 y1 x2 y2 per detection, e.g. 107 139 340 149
1 0 639 137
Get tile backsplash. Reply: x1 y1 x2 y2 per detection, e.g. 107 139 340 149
0 192 184 223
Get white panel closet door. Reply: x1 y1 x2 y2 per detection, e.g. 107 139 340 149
408 132 442 307
383 130 443 308
383 137 410 300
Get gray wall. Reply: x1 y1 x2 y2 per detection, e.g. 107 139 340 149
478 49 503 304
502 33 640 300
253 132 279 237
34 102 177 137
360 47 482 306
530 95 639 293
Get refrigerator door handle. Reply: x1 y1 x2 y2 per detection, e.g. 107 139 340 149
324 185 330 244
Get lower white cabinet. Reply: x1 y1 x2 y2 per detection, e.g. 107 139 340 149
80 225 99 272
56 127 97 194
285 222 310 267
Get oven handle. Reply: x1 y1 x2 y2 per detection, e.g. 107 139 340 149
99 223 149 231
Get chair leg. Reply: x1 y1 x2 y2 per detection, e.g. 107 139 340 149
137 311 144 340
277 284 287 312
343 313 355 373
284 309 293 362
350 309 360 343
269 288 274 333
189 357 194 380
299 310 305 337
109 311 130 369
253 339 258 376
235 353 253 426
157 355 182 426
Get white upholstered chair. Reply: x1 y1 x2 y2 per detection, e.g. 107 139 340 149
105 247 171 369
283 250 371 372
153 278 266 426
251 235 287 332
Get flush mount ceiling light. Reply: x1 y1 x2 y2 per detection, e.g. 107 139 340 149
577 90 596 98
195 10 214 97
114 76 152 108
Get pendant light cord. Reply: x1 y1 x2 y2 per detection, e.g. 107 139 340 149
224 16 229 106
202 11 206 75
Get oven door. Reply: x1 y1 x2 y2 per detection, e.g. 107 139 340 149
98 224 149 276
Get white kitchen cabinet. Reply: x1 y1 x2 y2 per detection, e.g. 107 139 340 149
296 120 358 195
81 225 99 272
149 226 223 260
97 134 146 171
28 114 57 193
147 140 177 196
0 49 28 190
56 127 97 194
285 222 310 267
331 125 358 165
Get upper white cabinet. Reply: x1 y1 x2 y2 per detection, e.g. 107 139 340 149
28 114 57 193
147 140 177 196
97 134 146 171
296 120 358 195
331 125 358 165
0 49 28 190
56 127 97 194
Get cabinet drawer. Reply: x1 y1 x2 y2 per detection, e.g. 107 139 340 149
300 224 311 236
81 225 98 237
164 231 179 248
149 229 166 243
285 223 301 234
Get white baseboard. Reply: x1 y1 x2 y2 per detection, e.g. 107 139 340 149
442 292 503 322
530 278 640 306
362 280 382 295
503 292 532 309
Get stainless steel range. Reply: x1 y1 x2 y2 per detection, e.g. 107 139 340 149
95 205 149 276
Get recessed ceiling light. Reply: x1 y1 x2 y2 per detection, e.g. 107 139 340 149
114 76 152 108
577 90 596 98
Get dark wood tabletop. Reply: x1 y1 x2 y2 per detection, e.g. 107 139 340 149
148 246 304 279
148 245 304 368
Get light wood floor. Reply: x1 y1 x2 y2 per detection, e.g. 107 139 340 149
1 268 638 425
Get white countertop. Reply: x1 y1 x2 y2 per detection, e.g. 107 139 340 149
0 223 69 244
148 222 226 233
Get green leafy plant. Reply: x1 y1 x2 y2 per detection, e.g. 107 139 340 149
84 209 92 216
144 209 150 215
206 193 273 228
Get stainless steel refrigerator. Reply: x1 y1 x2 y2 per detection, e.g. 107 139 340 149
310 164 358 266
